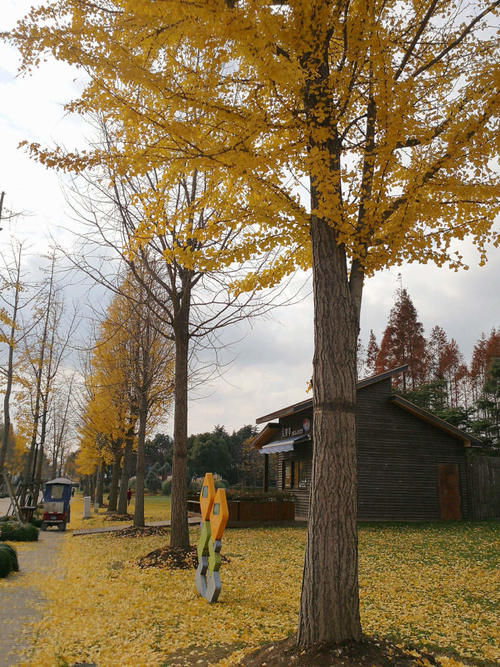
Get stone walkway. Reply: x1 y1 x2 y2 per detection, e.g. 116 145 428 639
0 530 65 667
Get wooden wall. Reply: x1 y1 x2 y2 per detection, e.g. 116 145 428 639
466 456 500 519
356 378 469 520
273 377 474 521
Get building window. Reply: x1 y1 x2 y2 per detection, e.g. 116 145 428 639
283 460 307 490
296 461 308 489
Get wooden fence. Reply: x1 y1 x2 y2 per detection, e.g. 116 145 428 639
467 456 500 520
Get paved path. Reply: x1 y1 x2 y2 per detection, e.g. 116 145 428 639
73 516 201 536
0 498 14 517
0 530 65 667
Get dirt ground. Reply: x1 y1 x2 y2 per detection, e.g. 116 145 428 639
0 528 64 667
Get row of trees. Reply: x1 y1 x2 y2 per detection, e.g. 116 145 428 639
360 287 499 450
75 272 175 524
8 0 499 650
0 241 78 501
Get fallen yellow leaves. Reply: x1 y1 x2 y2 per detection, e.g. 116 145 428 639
69 494 171 532
10 512 500 666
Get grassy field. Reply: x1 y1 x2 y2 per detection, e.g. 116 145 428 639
6 496 499 666
69 493 171 531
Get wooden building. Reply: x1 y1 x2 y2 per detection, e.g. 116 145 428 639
254 366 484 521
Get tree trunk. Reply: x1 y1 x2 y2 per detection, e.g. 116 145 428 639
297 215 362 646
107 448 122 512
0 317 16 473
118 418 137 514
118 430 134 515
170 305 190 549
33 402 49 503
33 443 45 505
0 244 22 474
134 395 148 527
95 460 104 506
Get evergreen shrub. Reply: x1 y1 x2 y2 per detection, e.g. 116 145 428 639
0 543 19 572
0 521 39 542
0 549 12 577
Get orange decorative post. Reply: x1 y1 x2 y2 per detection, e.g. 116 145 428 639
195 474 229 603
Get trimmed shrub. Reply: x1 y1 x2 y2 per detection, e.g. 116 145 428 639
0 521 39 542
161 479 171 496
0 549 12 577
30 517 43 528
0 543 19 572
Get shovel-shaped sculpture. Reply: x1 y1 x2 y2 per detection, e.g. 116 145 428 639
195 473 229 603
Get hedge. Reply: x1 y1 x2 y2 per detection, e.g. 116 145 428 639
0 521 39 542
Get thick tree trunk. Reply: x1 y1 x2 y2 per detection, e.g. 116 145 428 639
107 448 122 512
134 395 148 527
170 310 190 549
297 215 362 646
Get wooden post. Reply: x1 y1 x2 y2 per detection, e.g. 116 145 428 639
264 454 269 492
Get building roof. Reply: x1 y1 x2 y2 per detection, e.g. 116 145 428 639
390 395 482 446
256 365 409 424
254 364 481 448
251 423 281 449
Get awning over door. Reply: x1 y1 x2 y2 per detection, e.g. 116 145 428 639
259 433 310 455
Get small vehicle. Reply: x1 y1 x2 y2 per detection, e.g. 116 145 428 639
41 477 73 531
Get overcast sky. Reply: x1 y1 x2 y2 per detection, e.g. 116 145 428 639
1 1 499 437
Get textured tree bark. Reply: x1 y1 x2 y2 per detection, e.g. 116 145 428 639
107 448 122 512
95 460 104 507
170 296 190 549
118 434 133 515
0 253 20 473
297 213 362 646
134 394 148 528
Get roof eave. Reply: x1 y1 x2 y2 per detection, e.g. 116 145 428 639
256 365 409 423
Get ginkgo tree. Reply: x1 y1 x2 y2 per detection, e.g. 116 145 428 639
78 272 174 526
9 0 500 649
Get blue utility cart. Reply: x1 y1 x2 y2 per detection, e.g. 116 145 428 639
41 477 73 531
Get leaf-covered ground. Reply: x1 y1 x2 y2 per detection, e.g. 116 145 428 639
69 494 171 531
5 497 499 666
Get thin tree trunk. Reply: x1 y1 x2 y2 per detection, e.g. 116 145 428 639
95 461 104 506
20 260 56 505
107 448 122 512
33 444 45 504
297 217 362 646
33 401 49 503
134 394 148 527
118 431 134 515
0 256 21 472
170 308 190 549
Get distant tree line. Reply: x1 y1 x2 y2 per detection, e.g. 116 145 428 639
359 287 499 453
129 424 263 492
